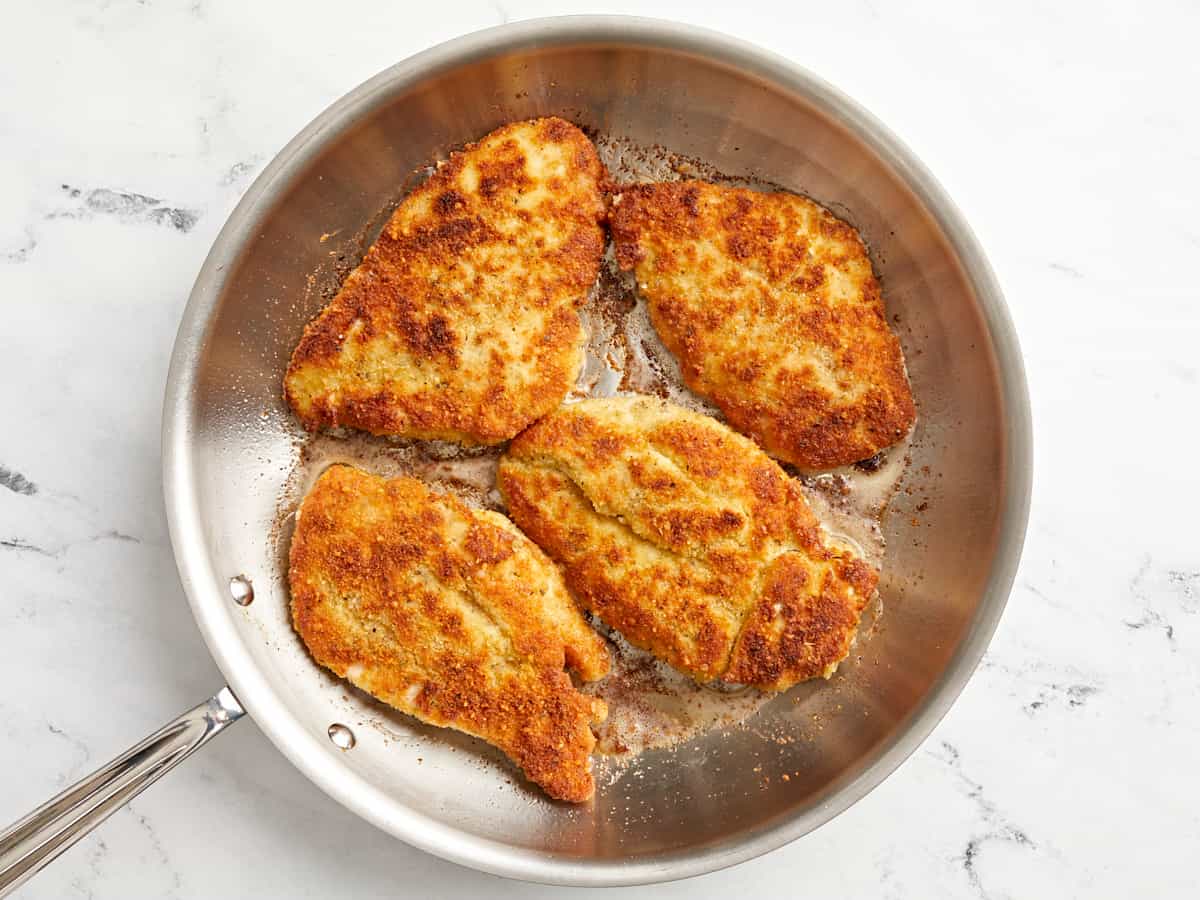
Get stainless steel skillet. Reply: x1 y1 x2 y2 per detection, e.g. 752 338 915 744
0 15 1031 893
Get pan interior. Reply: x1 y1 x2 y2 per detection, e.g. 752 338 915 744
167 21 1022 883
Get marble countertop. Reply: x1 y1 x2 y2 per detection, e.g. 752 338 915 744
3 1 1197 897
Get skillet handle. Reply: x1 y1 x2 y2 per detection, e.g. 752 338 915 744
0 686 245 897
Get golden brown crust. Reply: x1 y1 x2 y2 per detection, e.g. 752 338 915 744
288 465 610 802
284 117 607 444
609 181 916 470
497 397 878 691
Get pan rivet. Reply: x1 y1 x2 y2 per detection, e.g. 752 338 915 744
229 575 254 607
328 723 356 750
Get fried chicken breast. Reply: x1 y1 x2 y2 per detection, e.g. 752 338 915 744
497 397 878 691
285 117 607 444
610 181 915 470
288 465 610 802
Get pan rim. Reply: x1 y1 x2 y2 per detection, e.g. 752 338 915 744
162 14 1032 887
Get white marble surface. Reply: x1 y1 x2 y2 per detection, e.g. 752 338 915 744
2 1 1197 897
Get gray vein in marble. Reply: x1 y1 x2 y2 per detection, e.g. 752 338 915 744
978 657 1104 716
100 528 139 543
50 185 200 233
1126 555 1198 650
1166 569 1199 612
490 0 510 24
220 158 260 186
932 741 1036 899
2 229 37 264
1124 609 1176 644
47 721 92 785
0 464 38 495
1129 555 1154 599
1048 261 1083 278
69 836 107 900
130 806 183 898
198 95 235 157
1020 579 1067 610
875 858 904 900
1023 582 1050 602
1024 683 1099 715
1 538 54 557
0 529 141 560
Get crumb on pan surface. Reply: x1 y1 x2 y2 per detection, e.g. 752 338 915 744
609 180 915 470
498 396 878 691
288 464 610 802
285 117 607 445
